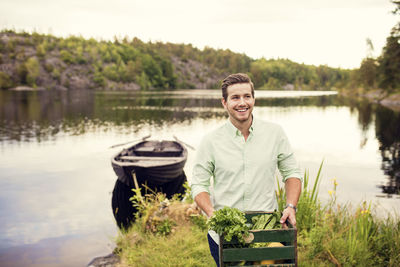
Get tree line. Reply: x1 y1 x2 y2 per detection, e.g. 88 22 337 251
353 1 400 94
0 29 352 91
1 0 399 93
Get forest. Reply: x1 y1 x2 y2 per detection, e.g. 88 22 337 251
0 30 349 91
0 1 399 93
351 1 400 95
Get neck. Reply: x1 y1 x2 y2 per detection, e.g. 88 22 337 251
230 116 253 141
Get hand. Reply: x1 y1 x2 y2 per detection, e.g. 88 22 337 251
206 209 215 218
280 207 296 229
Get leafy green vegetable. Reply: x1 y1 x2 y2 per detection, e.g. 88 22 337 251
251 212 281 230
207 207 249 244
207 209 282 247
248 212 282 248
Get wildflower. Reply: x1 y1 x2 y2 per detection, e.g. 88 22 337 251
360 209 370 215
332 177 338 186
328 190 334 196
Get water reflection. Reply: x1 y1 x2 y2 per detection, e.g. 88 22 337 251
0 90 399 198
1 89 400 266
334 96 400 196
0 90 339 142
375 106 400 196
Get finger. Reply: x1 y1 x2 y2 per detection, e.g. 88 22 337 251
287 213 297 227
280 212 288 224
280 213 289 228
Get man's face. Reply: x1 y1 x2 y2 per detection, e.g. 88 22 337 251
221 83 255 125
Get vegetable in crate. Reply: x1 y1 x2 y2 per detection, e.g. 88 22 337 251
207 207 249 243
251 211 282 230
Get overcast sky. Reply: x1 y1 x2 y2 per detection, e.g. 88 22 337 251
0 0 398 69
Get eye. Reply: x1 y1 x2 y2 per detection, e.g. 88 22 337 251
231 96 239 100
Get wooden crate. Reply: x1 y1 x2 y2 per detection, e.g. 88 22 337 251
219 212 298 267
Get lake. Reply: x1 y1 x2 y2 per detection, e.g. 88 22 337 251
0 89 399 266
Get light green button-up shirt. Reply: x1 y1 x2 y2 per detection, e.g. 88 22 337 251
191 117 302 213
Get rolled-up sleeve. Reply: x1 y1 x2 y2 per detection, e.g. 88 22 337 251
277 128 303 183
191 136 215 199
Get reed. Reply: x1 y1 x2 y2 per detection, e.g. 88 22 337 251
276 160 324 232
115 162 400 266
291 162 400 266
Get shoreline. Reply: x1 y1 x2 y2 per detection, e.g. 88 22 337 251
87 253 119 267
339 89 400 112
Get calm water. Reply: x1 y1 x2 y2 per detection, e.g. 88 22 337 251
0 89 399 266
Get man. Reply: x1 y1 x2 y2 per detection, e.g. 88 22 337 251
191 73 302 266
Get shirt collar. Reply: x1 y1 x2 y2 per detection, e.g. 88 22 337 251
226 116 255 137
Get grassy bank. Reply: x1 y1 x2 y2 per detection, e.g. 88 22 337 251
115 163 400 266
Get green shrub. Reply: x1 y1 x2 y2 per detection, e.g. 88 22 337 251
25 57 40 87
138 71 151 90
60 50 75 64
0 71 13 89
16 62 28 83
93 71 106 87
103 64 119 81
44 63 54 73
76 46 87 64
6 40 15 52
36 42 47 58
51 68 61 81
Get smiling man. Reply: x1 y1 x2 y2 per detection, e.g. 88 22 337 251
191 73 302 266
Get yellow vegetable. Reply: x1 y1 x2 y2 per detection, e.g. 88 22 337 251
260 243 284 265
260 259 275 264
268 242 284 247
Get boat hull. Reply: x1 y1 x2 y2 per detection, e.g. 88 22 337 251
110 140 188 229
111 140 188 187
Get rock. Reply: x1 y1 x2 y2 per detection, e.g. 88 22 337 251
10 86 45 91
363 89 387 103
120 82 140 90
282 83 295 91
380 93 400 112
69 75 91 90
87 253 119 267
53 85 68 90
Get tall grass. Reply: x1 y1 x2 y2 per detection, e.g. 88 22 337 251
115 163 400 266
115 223 214 267
115 186 214 267
277 161 400 267
276 160 324 232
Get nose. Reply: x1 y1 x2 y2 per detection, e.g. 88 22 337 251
239 97 246 105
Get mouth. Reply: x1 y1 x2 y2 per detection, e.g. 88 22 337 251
235 108 249 113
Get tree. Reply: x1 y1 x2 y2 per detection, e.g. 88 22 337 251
138 71 151 90
60 50 75 64
377 1 400 92
357 58 378 89
0 71 13 89
378 32 400 91
25 57 40 87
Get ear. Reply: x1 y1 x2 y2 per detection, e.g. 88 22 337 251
221 97 227 109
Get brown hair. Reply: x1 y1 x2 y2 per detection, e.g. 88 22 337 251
221 73 254 100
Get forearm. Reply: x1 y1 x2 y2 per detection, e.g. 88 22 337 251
280 177 301 227
194 191 214 218
285 177 301 206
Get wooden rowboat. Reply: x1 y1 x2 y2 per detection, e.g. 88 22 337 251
111 139 188 229
111 139 188 186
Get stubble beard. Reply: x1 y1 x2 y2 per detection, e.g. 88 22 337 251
229 108 253 126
